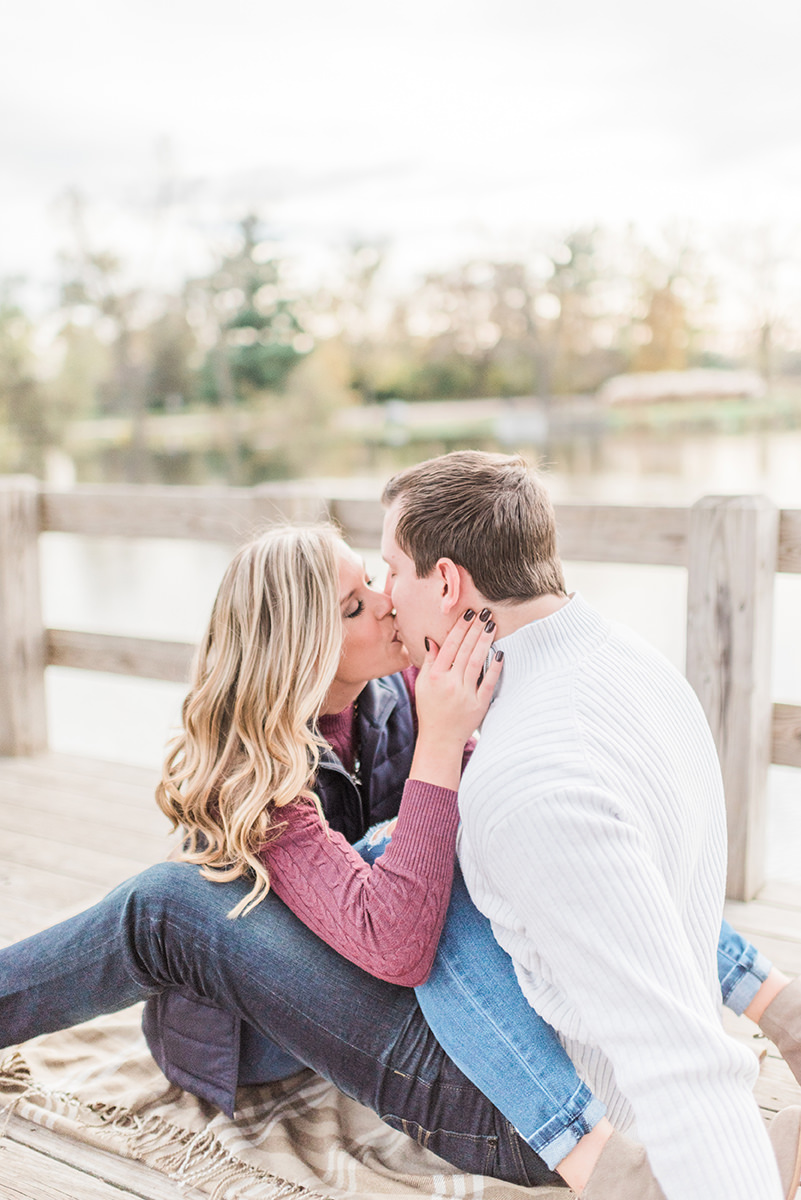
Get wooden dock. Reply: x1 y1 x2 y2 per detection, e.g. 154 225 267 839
0 479 800 1194
0 752 800 1197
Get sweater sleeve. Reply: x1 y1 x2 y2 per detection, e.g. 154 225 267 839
261 779 459 986
483 789 781 1200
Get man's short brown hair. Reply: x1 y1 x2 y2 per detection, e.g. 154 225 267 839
382 451 565 603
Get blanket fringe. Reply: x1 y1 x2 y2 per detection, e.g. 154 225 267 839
0 1056 330 1200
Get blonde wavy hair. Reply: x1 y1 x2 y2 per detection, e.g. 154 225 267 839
156 524 344 918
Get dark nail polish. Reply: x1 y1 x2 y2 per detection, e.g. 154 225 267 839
494 650 504 663
484 619 495 633
424 636 430 651
479 607 491 621
463 609 476 621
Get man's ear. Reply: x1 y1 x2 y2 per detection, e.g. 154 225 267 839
435 558 463 614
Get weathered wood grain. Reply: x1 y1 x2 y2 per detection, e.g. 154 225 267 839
686 496 779 901
772 702 801 769
0 1137 150 1199
40 483 330 542
0 755 163 943
555 503 691 566
47 629 195 683
0 478 47 754
3 1115 208 1200
778 509 801 573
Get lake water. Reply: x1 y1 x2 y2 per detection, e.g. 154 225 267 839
42 425 801 881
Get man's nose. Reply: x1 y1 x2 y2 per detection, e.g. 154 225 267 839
375 589 394 618
383 572 393 598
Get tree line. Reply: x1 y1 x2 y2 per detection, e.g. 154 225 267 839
2 211 799 481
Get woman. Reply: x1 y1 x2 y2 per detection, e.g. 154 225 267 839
0 525 795 1198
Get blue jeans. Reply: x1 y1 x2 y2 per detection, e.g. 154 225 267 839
348 826 774 1171
0 861 560 1189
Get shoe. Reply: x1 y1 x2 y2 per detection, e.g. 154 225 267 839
580 1130 666 1199
760 978 801 1088
769 1107 801 1200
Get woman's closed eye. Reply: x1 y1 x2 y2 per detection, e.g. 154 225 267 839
344 599 365 619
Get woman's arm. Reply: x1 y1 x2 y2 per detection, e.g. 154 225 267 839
263 782 457 986
261 612 502 986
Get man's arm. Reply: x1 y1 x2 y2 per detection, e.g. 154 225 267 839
483 789 781 1200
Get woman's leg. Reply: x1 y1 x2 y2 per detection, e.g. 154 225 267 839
0 861 561 1189
416 865 605 1172
717 918 774 1014
236 820 397 1085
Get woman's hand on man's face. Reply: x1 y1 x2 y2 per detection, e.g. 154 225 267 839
414 610 504 752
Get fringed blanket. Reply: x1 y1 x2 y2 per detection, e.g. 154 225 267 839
0 1005 570 1199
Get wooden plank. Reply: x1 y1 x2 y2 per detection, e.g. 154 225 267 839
0 764 161 814
40 483 330 542
686 496 779 900
555 504 690 566
0 826 158 889
0 478 47 754
772 702 801 769
0 781 167 834
778 509 801 574
4 1114 207 1200
330 496 385 547
0 801 169 862
33 487 801 575
0 1137 152 1199
46 630 195 684
12 752 159 789
724 898 801 945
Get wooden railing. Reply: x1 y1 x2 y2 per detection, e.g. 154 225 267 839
1 476 800 902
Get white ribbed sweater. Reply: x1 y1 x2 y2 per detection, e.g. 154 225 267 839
457 594 781 1200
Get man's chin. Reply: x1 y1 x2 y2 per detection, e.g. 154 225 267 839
406 646 425 669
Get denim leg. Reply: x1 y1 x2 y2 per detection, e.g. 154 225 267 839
238 822 395 1084
0 862 562 1189
718 918 773 1015
416 866 605 1171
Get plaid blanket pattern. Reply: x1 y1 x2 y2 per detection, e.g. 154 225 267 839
0 1004 570 1200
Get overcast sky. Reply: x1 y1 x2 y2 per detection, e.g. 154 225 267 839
4 0 801 302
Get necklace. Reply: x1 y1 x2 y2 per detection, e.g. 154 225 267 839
351 699 362 788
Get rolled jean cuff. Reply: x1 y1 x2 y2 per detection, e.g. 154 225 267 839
721 948 773 1016
525 1084 607 1171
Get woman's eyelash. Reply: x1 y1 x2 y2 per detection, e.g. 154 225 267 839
345 600 365 619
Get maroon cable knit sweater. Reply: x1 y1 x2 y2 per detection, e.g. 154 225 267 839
258 672 463 988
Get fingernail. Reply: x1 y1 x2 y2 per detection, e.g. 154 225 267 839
494 650 504 663
424 636 430 651
484 620 495 633
463 609 476 621
479 607 491 621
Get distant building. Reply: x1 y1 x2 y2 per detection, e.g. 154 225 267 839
597 369 767 406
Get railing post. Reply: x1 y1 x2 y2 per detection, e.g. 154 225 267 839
0 477 47 754
686 495 778 901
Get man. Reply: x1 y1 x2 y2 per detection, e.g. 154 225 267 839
381 449 790 1200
